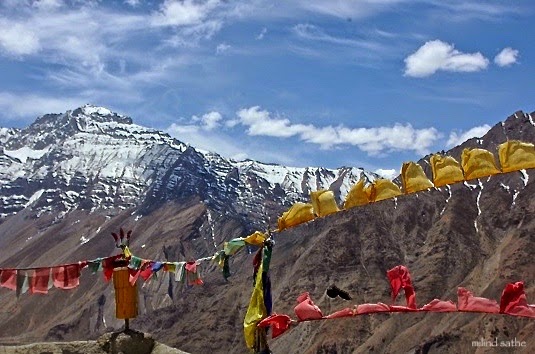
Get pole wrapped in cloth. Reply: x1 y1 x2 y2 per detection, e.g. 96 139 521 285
113 267 138 319
244 241 273 352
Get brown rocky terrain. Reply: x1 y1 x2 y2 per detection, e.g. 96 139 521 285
0 110 534 353
0 330 189 354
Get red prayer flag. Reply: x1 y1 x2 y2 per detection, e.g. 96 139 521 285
52 264 82 290
325 307 357 319
419 299 457 312
29 268 51 294
294 292 323 321
356 303 390 315
389 305 419 312
499 282 535 318
386 265 417 309
257 314 292 338
457 287 499 313
185 261 197 273
0 269 17 290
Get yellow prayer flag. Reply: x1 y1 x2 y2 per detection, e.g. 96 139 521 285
430 154 464 187
277 203 315 231
369 178 402 202
123 246 132 258
310 190 340 217
498 140 535 173
243 231 267 246
343 178 370 209
243 263 266 349
401 161 434 194
165 262 177 273
461 148 501 180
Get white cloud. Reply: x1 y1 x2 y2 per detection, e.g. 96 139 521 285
235 106 441 156
447 124 491 147
216 43 231 54
167 111 223 135
0 92 84 120
0 22 40 56
33 0 64 10
404 40 489 77
124 0 141 7
293 23 383 51
426 1 524 21
193 111 222 130
296 0 406 19
494 47 519 67
374 168 398 179
236 107 307 138
165 118 248 161
256 27 267 40
151 0 220 27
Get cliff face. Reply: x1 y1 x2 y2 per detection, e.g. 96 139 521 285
0 108 533 353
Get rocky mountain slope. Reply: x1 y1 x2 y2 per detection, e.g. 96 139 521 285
0 107 534 353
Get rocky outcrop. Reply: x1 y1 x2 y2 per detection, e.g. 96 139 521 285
0 330 189 354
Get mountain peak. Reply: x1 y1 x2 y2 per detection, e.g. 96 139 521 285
71 104 132 124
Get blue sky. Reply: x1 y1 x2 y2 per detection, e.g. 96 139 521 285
0 0 533 177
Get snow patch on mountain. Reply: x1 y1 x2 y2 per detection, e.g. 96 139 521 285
4 146 50 163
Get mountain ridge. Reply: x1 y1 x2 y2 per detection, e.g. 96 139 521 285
0 104 374 226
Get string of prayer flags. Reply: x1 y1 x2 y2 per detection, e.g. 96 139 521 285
257 265 535 341
1 261 90 295
275 140 535 232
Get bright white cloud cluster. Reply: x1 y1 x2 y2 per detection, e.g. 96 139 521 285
151 0 220 27
166 111 222 134
0 22 40 56
235 106 441 156
374 168 398 179
447 124 491 147
494 47 519 67
404 40 489 77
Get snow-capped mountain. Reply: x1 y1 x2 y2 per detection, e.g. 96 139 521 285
0 104 374 224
